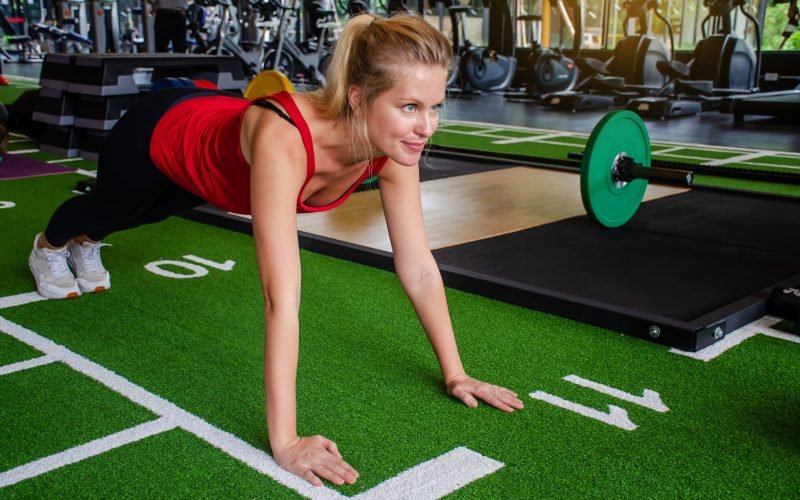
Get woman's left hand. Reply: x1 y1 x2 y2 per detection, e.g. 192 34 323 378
446 374 525 412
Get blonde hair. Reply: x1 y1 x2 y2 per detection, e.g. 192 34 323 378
307 13 454 160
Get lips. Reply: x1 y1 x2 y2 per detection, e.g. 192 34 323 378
402 141 426 153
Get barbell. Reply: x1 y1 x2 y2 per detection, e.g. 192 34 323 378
576 110 800 228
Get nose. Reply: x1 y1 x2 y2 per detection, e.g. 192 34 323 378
414 111 436 138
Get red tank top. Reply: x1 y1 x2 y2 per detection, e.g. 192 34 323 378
149 91 388 214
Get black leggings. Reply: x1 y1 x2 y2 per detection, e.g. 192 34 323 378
44 87 225 247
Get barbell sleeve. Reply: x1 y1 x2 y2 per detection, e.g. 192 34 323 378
627 164 694 185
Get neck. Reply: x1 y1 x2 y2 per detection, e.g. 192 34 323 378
320 119 378 169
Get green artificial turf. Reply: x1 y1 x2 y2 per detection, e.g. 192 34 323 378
1 80 799 497
0 363 157 471
0 334 39 365
2 207 799 496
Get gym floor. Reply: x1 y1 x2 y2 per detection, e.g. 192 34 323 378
2 62 799 497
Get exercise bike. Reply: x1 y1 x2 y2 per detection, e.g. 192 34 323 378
448 0 517 96
204 0 281 78
262 0 338 87
505 0 579 101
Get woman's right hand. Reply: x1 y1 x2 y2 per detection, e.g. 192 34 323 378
272 435 359 487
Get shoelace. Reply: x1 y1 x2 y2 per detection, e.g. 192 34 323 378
45 248 73 278
80 243 111 274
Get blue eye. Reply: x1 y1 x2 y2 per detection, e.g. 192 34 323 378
432 103 442 112
403 104 417 112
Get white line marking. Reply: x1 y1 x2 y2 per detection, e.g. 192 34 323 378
0 354 58 376
46 158 84 164
436 127 508 136
8 139 34 144
704 151 767 166
530 391 637 431
0 418 177 488
734 161 800 170
652 146 685 155
0 316 343 498
669 316 800 361
183 255 235 271
564 375 668 413
491 132 571 145
354 447 504 500
74 169 96 178
7 149 40 155
0 292 46 310
0 318 501 497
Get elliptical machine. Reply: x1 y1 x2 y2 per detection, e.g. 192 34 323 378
627 0 761 118
542 0 672 111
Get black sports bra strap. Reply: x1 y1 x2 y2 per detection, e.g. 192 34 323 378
254 99 296 128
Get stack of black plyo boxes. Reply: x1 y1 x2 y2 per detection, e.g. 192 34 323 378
33 53 247 160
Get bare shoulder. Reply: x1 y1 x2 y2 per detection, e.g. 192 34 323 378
240 96 305 172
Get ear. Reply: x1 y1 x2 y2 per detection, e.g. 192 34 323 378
347 85 363 111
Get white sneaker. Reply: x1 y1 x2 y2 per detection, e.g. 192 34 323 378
67 239 111 293
28 234 81 299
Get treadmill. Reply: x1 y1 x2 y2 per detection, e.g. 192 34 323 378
720 85 800 120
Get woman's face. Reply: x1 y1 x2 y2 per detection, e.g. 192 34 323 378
364 64 447 166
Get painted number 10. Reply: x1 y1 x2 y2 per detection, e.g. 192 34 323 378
145 255 236 279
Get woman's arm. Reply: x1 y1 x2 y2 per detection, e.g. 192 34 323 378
246 112 358 487
378 159 524 412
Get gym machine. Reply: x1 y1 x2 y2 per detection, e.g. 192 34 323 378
448 0 517 95
627 0 761 118
507 0 579 99
89 0 122 52
542 0 672 112
261 0 337 86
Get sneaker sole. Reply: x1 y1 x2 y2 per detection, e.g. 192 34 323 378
76 274 111 294
28 258 81 300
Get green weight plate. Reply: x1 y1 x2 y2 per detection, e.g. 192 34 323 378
580 110 651 228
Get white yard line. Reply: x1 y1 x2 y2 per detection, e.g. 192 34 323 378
491 132 573 145
0 418 177 488
0 354 58 376
0 292 46 309
0 315 502 497
353 448 503 500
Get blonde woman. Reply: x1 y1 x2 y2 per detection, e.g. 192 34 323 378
28 13 525 486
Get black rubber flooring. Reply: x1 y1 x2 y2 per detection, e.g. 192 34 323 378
432 189 800 322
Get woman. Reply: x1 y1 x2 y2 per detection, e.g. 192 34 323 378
28 13 525 486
